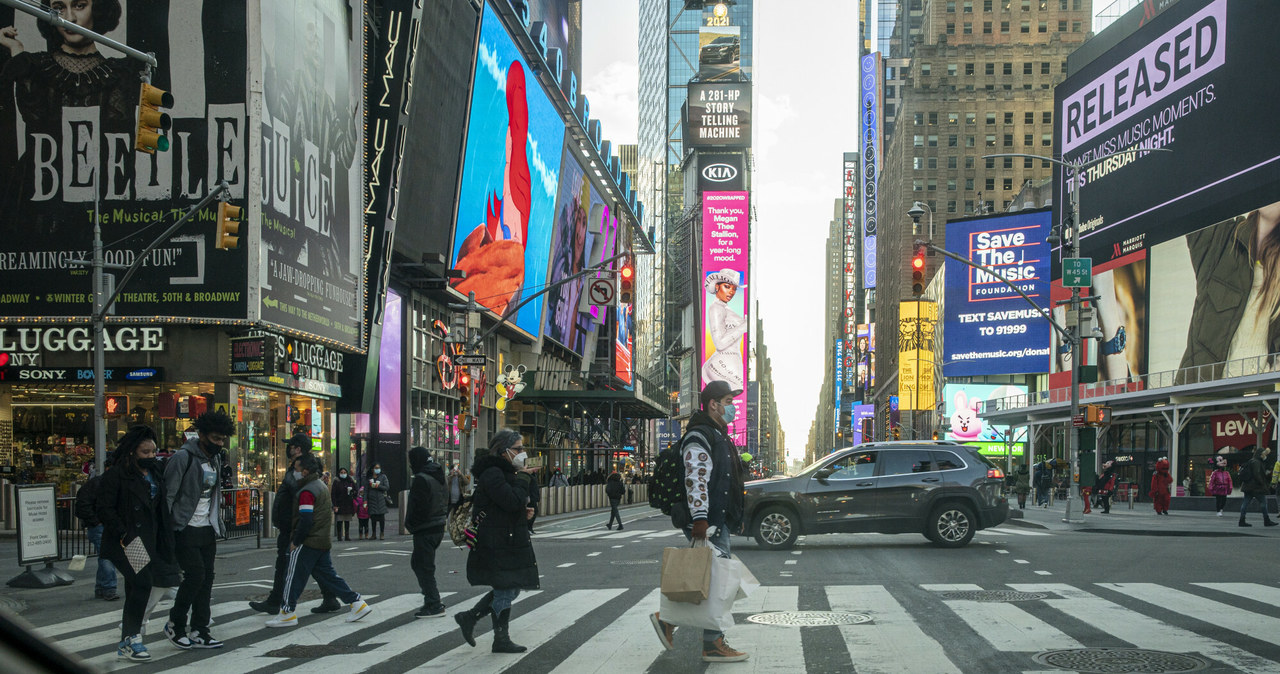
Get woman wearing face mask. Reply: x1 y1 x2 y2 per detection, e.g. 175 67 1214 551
455 429 540 654
96 425 176 661
367 463 389 540
331 467 357 541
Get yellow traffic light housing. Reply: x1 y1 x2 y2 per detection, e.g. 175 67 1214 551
216 201 242 250
135 82 174 154
911 242 927 297
619 264 635 304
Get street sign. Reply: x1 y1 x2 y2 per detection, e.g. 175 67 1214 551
1063 257 1092 288
587 277 617 307
453 354 486 366
1072 414 1086 427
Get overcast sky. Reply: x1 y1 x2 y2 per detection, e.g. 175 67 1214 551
582 2 860 460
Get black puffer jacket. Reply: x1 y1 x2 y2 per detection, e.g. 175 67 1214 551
405 447 448 534
466 454 539 590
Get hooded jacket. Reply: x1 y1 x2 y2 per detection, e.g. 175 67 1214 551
405 447 448 534
682 410 745 529
466 453 539 590
163 437 223 536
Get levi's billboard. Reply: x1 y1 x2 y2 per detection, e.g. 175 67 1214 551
943 211 1052 377
1055 0 1280 262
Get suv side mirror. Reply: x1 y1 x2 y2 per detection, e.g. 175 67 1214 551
815 467 834 482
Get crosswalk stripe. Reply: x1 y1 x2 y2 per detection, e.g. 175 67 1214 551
827 585 960 674
41 598 246 643
1011 583 1277 672
978 527 1052 536
721 582 803 671
1103 582 1280 645
558 588 664 672
733 583 798 614
421 588 627 673
1195 582 1280 606
936 585 1084 652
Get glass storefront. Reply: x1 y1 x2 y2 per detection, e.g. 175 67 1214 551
236 386 333 491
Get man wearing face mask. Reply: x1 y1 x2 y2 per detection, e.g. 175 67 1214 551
650 380 748 663
163 411 233 650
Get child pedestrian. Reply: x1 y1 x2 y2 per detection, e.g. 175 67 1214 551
355 488 370 539
1208 456 1233 517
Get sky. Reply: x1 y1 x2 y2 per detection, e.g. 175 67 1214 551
582 2 860 461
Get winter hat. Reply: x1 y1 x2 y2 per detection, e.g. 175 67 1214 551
703 269 746 294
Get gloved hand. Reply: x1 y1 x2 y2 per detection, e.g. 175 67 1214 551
690 519 709 541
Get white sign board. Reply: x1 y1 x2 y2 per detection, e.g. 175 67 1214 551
16 484 59 565
587 277 618 307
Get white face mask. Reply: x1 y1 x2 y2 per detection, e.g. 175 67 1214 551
373 469 381 475
510 451 528 468
292 470 304 481
339 472 348 478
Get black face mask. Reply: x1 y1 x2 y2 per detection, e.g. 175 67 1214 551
138 457 160 470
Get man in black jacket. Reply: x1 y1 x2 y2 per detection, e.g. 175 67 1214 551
1238 447 1277 527
249 434 340 615
78 459 119 601
405 447 449 618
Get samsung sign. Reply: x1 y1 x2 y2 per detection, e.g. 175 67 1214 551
697 153 745 192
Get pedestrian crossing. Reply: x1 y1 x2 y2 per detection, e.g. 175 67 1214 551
533 524 1053 544
40 581 1280 672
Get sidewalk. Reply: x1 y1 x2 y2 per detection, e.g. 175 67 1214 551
1006 499 1280 537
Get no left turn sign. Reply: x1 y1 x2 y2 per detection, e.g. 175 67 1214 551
588 277 616 307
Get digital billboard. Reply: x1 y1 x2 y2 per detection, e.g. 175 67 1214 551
898 301 936 412
855 323 875 396
942 383 1029 458
615 304 633 386
450 2 566 337
852 403 875 446
859 53 881 290
943 211 1052 377
686 81 751 149
1055 0 1280 263
0 0 247 320
259 0 365 348
543 136 603 354
701 191 750 445
698 152 746 192
841 154 859 403
698 25 741 82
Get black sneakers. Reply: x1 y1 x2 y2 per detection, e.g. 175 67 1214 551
188 630 224 649
415 604 447 619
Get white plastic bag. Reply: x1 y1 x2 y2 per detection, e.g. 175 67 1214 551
659 553 757 632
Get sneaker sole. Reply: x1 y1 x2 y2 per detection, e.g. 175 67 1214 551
649 614 674 650
702 654 750 663
266 621 298 628
416 613 447 619
118 653 151 661
346 606 373 623
191 642 224 649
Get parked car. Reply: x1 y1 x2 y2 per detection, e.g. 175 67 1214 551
699 36 740 65
741 441 1009 550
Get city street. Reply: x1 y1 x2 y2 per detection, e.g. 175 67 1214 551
7 502 1280 672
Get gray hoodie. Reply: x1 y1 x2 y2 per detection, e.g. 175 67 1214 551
164 437 224 536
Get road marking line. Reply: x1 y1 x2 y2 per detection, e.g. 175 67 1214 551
370 564 392 570
830 585 960 673
587 552 601 557
939 586 1082 652
249 564 272 571
1014 559 1030 564
784 559 797 565
996 549 1009 554
1035 570 1052 575
557 562 576 568
611 545 624 548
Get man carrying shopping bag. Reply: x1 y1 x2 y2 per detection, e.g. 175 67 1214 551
651 380 749 663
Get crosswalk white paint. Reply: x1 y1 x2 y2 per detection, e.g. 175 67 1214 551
42 581 1280 672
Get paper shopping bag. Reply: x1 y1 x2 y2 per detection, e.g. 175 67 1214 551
660 544 713 603
123 537 151 575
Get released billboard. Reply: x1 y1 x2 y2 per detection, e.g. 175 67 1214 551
942 383 1029 458
943 211 1052 377
1055 0 1280 262
259 0 365 348
701 191 749 445
686 81 751 149
0 0 247 319
450 2 566 338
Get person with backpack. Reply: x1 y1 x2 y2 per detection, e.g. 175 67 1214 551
650 380 748 664
405 447 449 619
1238 447 1277 527
78 456 119 601
605 472 625 530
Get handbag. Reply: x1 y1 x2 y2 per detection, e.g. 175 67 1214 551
659 553 758 632
447 496 486 549
660 542 713 603
122 536 151 575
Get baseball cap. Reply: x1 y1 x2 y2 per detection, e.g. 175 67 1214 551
700 380 742 405
285 433 312 450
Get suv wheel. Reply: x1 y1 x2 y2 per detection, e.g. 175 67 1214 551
927 502 976 548
753 506 799 550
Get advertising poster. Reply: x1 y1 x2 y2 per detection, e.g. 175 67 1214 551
851 403 875 446
0 0 247 319
259 0 365 347
697 25 741 82
701 191 749 445
543 138 597 353
943 211 1052 377
685 81 751 149
450 2 566 338
854 323 875 399
1046 250 1148 386
615 303 633 386
1055 0 1280 263
841 154 859 398
860 53 881 290
897 300 937 412
697 152 745 192
942 383 1029 459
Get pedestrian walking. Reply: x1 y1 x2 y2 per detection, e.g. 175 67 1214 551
96 425 175 661
266 453 373 627
549 468 568 488
1150 457 1173 515
1013 463 1030 510
1034 461 1053 507
249 434 340 616
1208 456 1233 516
356 488 370 539
77 457 119 601
163 410 232 650
447 464 471 516
650 380 749 663
331 467 357 542
367 463 390 540
605 472 625 530
1096 460 1118 514
454 429 540 654
405 447 449 618
1238 447 1276 527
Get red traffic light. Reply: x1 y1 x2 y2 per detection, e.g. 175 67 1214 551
620 265 634 280
619 264 635 304
912 255 924 270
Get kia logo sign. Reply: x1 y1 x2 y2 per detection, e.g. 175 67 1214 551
701 163 738 182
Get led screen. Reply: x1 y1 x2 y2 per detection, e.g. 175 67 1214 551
701 191 750 445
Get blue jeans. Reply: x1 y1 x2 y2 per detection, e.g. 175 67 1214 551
683 523 731 644
491 587 520 615
1240 493 1273 521
86 525 117 592
281 546 360 613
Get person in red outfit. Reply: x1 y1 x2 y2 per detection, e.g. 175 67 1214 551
1150 457 1173 515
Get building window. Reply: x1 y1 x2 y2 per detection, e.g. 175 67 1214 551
965 112 976 124
914 179 924 191
1003 134 1013 146
964 1 973 11
1041 61 1051 74
1023 62 1033 75
1072 21 1082 32
913 157 924 170
985 0 994 10
966 135 976 147
928 156 938 169
915 112 925 125
1003 62 1013 75
928 134 938 147
947 0 956 10
1001 20 1010 33
1039 21 1047 32
985 63 995 75
1059 0 1067 8
921 63 932 76
1004 157 1014 169
1058 19 1067 32
965 200 975 213
1024 134 1033 146
983 21 992 33
965 178 974 189
947 63 958 76
927 179 937 191
986 157 996 169
1004 112 1014 124
1024 111 1034 124
948 156 958 169
928 112 939 124
966 156 976 169
963 22 972 34
1073 0 1082 9
1021 0 1030 9
985 134 996 147
986 112 996 124
947 200 958 213
1003 178 1013 190
947 179 957 191
945 134 956 147
1062 61 1069 73
1042 111 1052 123
946 22 955 34
1042 133 1052 146
1021 21 1030 33
948 112 959 124
914 135 924 147
985 177 995 190
1024 157 1033 168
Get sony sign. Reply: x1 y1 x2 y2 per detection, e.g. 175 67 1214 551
697 152 746 192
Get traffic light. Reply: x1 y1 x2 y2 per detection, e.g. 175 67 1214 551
618 263 635 304
1085 404 1111 426
891 426 901 440
135 82 174 154
911 242 927 297
105 394 129 419
216 200 242 250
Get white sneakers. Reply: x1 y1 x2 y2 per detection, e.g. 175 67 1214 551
347 598 373 623
265 610 299 628
1218 510 1224 517
267 598 372 628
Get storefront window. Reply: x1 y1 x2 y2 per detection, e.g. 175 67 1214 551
237 386 332 491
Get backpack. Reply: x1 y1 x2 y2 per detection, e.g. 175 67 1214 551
447 495 476 548
648 444 686 515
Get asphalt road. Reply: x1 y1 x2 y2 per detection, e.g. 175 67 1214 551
8 503 1280 673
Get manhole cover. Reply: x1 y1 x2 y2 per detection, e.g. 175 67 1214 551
0 597 27 613
1033 648 1209 673
266 644 363 658
939 590 1049 602
610 559 660 565
746 611 872 627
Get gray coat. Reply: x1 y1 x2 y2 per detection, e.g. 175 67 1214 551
366 473 390 515
163 438 223 536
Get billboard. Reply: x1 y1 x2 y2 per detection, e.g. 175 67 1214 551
898 301 936 412
698 25 741 82
686 81 751 149
542 137 603 354
841 153 859 402
701 191 750 445
450 2 566 337
852 403 875 445
942 383 1029 458
258 0 365 347
859 54 881 290
698 152 746 192
615 304 633 386
943 211 1053 377
0 0 247 319
1055 0 1280 262
855 323 875 397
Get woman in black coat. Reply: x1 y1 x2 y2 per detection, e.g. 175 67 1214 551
455 429 539 654
96 425 176 661
331 469 357 541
